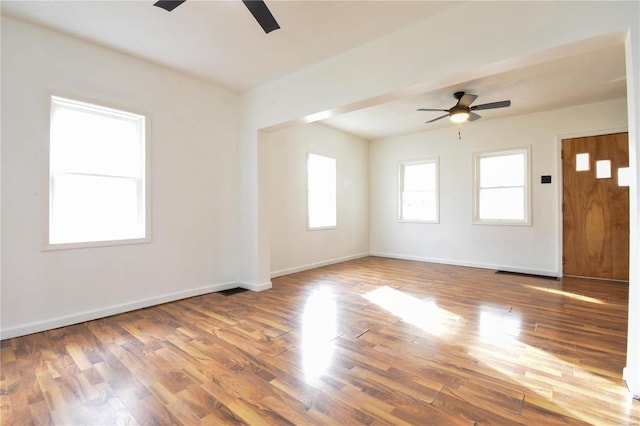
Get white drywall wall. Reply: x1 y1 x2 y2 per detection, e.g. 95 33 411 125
1 16 241 338
264 123 369 277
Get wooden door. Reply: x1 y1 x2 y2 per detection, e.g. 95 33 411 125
562 132 629 280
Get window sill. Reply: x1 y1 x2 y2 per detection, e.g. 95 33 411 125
397 219 440 224
43 237 151 251
307 226 337 231
472 219 531 226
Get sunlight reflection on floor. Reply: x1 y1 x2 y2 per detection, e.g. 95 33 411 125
301 287 337 379
524 285 605 304
468 341 638 423
363 286 461 336
471 308 635 423
363 286 637 423
479 307 522 342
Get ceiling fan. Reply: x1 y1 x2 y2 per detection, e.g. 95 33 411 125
418 91 511 124
154 0 280 34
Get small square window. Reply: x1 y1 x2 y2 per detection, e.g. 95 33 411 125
618 167 630 187
576 153 589 171
596 160 611 179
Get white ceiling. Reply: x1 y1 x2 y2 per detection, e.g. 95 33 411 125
1 1 628 140
0 0 460 92
322 44 628 140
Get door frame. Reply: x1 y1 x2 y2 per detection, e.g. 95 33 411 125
556 127 629 278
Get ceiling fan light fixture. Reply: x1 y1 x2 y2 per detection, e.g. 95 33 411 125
450 110 469 123
418 92 511 126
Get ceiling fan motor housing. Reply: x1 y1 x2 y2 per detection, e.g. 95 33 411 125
450 104 469 114
449 104 470 123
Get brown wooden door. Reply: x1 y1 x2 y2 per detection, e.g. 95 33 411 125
562 132 629 280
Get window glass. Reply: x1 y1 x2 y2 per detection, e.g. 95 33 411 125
479 187 525 221
399 159 438 222
479 154 525 187
48 96 148 247
576 153 589 171
474 148 530 225
596 160 611 179
307 153 336 229
618 167 631 187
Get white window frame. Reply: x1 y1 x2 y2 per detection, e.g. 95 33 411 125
473 147 531 226
44 94 151 250
306 152 337 230
398 158 440 223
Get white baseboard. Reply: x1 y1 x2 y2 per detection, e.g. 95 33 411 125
0 281 239 340
270 252 370 278
369 251 559 278
240 281 273 292
623 366 640 399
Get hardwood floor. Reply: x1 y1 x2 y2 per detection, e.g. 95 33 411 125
1 257 638 425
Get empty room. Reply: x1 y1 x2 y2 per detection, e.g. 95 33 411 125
1 1 639 424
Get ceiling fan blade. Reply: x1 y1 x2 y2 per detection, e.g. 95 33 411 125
242 0 280 33
154 0 186 12
426 114 449 123
468 112 482 121
417 108 449 112
471 100 511 111
458 94 478 107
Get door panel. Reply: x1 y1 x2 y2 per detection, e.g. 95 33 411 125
562 132 629 280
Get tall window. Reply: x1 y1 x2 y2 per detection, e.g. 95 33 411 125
47 95 149 248
307 153 336 229
473 147 530 225
399 159 439 222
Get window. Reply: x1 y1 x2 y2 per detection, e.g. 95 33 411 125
399 159 439 222
596 160 611 179
47 95 149 248
618 167 631 187
576 153 589 171
473 147 530 225
307 153 336 229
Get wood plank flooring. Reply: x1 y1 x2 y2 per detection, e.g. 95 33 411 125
2 257 639 425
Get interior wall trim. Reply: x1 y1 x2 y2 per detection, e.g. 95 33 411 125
0 281 240 340
369 251 559 279
240 281 273 292
270 252 370 278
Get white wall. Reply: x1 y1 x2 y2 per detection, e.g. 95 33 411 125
0 17 240 339
264 123 369 277
369 99 628 276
